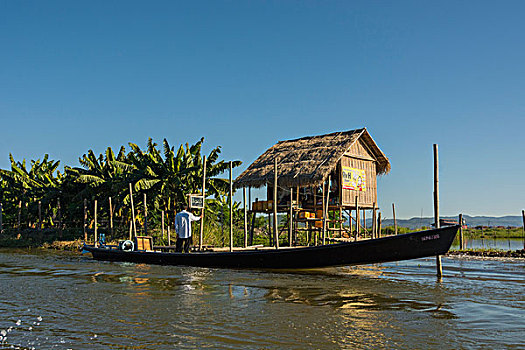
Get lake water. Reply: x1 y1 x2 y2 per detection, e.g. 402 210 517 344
452 238 524 251
0 249 523 349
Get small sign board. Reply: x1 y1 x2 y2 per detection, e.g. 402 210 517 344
189 194 204 209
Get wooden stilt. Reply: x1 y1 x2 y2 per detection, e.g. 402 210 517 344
38 201 42 231
378 211 382 238
161 210 165 242
459 213 464 250
57 198 62 237
355 196 360 237
17 201 22 233
129 183 137 238
392 203 397 235
243 187 248 248
0 201 2 233
372 202 377 239
229 161 233 252
109 197 114 237
143 193 147 235
94 200 98 247
83 198 87 242
200 155 206 251
273 157 279 249
322 180 326 245
434 144 442 278
289 187 293 246
522 210 525 250
167 219 171 246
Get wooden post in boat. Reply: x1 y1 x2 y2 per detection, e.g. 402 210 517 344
459 213 464 250
273 157 279 249
289 187 293 246
521 210 525 249
372 202 377 239
355 196 360 237
200 155 206 251
161 210 165 242
434 144 443 278
83 198 87 242
143 193 147 235
229 161 233 252
94 199 98 247
109 197 114 237
392 203 397 235
129 183 137 238
243 187 248 248
378 211 382 238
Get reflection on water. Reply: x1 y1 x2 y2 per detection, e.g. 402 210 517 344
0 248 523 349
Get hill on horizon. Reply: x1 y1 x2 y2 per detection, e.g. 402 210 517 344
372 215 523 230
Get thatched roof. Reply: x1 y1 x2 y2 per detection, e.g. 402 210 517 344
234 128 390 189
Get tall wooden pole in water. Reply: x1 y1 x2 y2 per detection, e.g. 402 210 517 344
273 157 279 249
229 161 233 252
522 210 524 249
355 195 360 237
392 203 397 235
372 202 377 239
0 201 3 233
200 155 206 251
459 213 464 250
378 211 382 238
323 175 331 245
434 144 443 278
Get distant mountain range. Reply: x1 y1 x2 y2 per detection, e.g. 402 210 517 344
373 215 524 229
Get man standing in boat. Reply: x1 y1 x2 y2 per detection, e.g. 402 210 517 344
174 205 201 253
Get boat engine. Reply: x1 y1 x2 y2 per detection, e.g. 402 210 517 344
120 240 135 252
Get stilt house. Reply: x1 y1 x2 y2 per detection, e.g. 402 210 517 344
234 128 390 246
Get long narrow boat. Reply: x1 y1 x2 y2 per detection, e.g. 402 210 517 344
83 225 458 269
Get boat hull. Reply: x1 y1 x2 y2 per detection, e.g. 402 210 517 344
83 225 458 269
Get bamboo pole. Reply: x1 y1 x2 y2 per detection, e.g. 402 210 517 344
38 201 42 231
363 209 366 233
83 198 87 242
200 155 207 251
17 201 22 232
229 161 233 252
129 183 137 238
243 187 248 248
167 220 171 246
144 193 147 236
94 200 98 247
322 181 326 246
434 144 443 278
372 202 377 239
459 213 464 250
289 187 293 246
109 197 114 237
160 210 164 239
129 220 132 240
0 201 2 233
57 198 62 237
273 157 279 249
323 176 331 245
392 203 397 235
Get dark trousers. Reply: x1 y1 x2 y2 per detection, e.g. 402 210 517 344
175 237 192 253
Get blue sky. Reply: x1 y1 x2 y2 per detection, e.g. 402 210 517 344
1 1 524 218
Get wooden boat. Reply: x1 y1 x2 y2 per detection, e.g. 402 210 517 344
83 225 458 269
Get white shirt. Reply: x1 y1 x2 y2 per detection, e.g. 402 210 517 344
174 210 201 239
